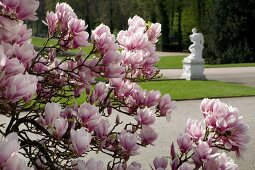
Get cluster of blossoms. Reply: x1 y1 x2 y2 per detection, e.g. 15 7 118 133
167 98 249 170
0 0 249 169
0 0 38 104
117 15 161 79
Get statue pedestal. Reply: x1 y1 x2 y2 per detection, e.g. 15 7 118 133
180 55 206 80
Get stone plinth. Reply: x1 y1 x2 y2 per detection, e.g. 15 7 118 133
180 55 206 80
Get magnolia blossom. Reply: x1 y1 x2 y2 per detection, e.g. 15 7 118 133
135 107 156 125
1 0 39 21
204 153 238 170
92 24 117 54
90 82 108 104
45 11 58 36
2 154 28 170
53 117 68 139
118 130 139 156
3 58 25 77
14 42 36 68
146 23 161 43
128 15 146 32
200 99 250 156
139 125 158 145
70 127 91 156
191 141 217 167
0 133 28 169
185 119 204 141
1 72 37 102
40 102 61 126
153 156 168 170
76 158 104 170
94 119 110 139
158 94 176 121
177 133 193 153
78 103 101 131
145 90 160 107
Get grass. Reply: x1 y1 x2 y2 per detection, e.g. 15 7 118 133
32 37 93 55
138 80 255 100
156 56 255 69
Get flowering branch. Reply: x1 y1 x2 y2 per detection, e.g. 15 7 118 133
0 1 249 170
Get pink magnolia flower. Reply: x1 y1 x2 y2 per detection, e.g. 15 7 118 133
91 23 111 39
217 117 250 157
146 23 161 43
118 130 139 155
78 103 101 131
104 50 123 65
158 94 176 121
94 119 110 139
3 58 25 77
171 157 179 170
177 133 193 153
0 133 20 166
14 22 32 44
191 141 217 167
15 0 39 21
2 154 28 170
135 107 156 125
1 0 19 11
76 158 104 170
200 99 250 156
53 117 68 139
204 153 238 170
68 18 86 34
145 90 161 107
90 82 108 104
55 2 76 22
70 127 91 156
14 42 36 68
103 63 125 78
0 21 31 45
139 125 158 145
41 102 61 126
127 15 146 32
73 31 89 48
122 50 144 68
200 98 217 115
152 156 168 170
46 11 58 36
1 72 37 103
92 24 117 54
185 119 204 141
118 31 148 51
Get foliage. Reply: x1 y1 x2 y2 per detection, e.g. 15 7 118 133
204 0 255 64
0 1 249 170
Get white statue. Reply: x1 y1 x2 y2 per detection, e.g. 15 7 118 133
181 28 206 80
188 28 204 60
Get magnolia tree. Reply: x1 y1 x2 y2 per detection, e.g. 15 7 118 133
0 1 250 170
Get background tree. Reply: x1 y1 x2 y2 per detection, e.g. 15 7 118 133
204 0 255 64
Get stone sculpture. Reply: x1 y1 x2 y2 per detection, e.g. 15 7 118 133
181 28 206 80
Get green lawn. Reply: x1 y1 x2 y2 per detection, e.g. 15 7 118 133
32 37 93 55
156 56 255 69
138 80 255 100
